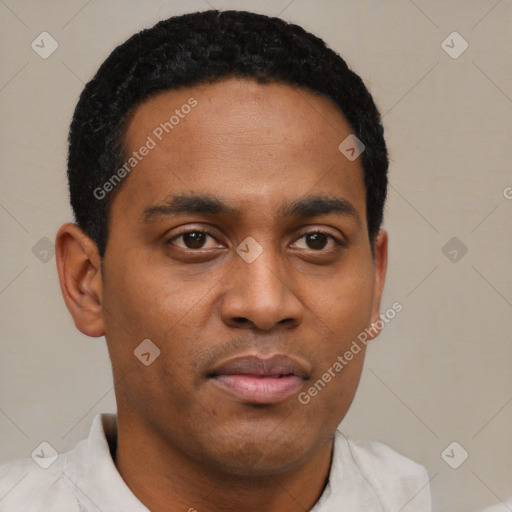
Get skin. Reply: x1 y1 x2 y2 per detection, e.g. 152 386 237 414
56 77 387 512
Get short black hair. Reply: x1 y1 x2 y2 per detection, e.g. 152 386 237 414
67 9 388 257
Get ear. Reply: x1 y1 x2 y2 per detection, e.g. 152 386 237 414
368 228 388 340
55 223 105 337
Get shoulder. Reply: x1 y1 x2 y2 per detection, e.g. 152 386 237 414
0 454 80 511
0 414 120 512
336 432 432 511
346 436 429 480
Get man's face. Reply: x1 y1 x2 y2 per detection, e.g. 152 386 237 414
100 78 386 474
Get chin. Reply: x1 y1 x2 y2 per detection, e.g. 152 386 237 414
196 428 322 478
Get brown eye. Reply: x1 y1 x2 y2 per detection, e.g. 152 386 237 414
168 230 222 250
291 231 343 251
305 233 328 250
181 231 207 249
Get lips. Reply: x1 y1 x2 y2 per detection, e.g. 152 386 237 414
209 354 309 404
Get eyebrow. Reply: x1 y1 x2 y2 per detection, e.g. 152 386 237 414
280 195 360 225
143 193 361 226
143 194 238 222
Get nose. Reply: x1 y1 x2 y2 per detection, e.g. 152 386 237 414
220 247 303 331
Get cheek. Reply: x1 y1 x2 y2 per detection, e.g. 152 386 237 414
102 272 200 415
100 255 214 399
311 260 375 340
102 252 208 341
298 345 366 436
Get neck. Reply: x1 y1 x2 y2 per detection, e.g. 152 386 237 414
113 416 334 512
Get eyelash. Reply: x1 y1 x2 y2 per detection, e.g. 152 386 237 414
167 228 346 251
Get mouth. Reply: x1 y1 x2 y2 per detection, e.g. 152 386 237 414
208 354 309 404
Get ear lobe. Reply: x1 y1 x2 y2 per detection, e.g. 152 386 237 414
368 228 389 340
55 223 105 337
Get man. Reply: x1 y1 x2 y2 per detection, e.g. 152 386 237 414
0 10 431 511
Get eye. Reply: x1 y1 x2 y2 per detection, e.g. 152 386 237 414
167 229 223 250
290 231 344 251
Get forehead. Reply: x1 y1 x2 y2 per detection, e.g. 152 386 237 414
113 77 366 224
125 77 353 150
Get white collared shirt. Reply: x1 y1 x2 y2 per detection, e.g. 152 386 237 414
0 413 432 511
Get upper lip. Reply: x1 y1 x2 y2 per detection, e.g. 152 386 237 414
209 354 309 379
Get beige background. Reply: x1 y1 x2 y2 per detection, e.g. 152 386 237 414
1 1 511 511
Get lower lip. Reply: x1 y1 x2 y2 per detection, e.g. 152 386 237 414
211 375 304 404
